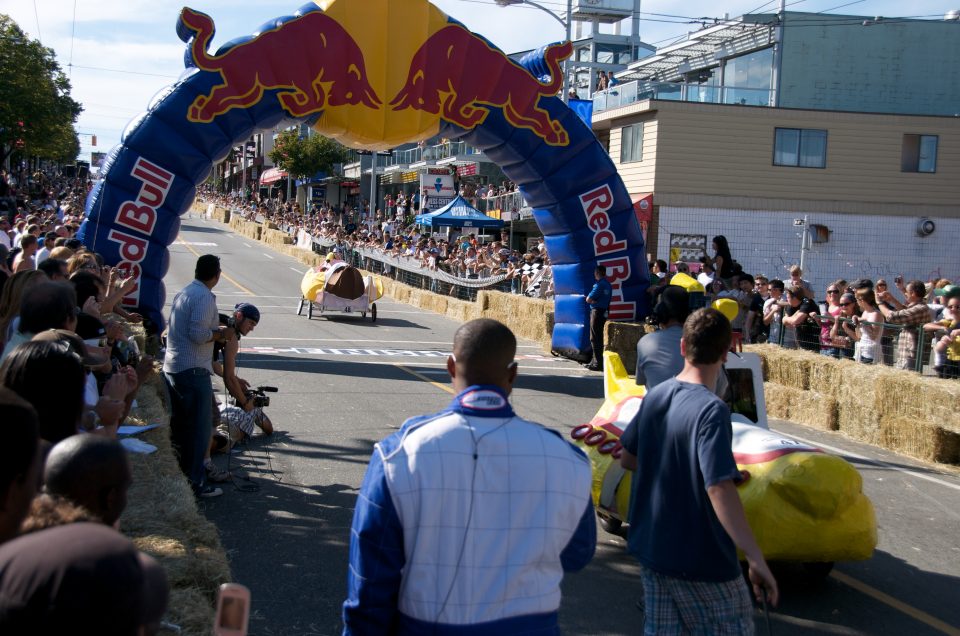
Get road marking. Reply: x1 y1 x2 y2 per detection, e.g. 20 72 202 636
235 357 588 373
773 429 960 493
180 241 218 246
262 253 274 260
394 364 454 394
243 346 448 358
831 571 960 636
243 242 252 248
290 267 305 274
242 337 544 349
177 239 255 296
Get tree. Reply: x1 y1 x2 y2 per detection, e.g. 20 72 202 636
268 129 348 180
0 15 83 162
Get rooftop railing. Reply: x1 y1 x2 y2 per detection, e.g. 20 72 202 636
593 79 774 113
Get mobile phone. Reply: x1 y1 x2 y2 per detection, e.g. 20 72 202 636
895 275 903 284
213 583 250 636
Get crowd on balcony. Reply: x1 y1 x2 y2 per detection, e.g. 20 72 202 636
0 165 170 631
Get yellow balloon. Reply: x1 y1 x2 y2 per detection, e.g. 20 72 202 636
712 298 739 322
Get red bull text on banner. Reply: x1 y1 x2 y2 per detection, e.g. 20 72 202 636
77 0 650 360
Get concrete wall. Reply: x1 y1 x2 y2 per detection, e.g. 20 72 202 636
656 206 960 294
779 14 960 116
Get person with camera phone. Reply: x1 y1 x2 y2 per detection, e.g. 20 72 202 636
208 303 273 469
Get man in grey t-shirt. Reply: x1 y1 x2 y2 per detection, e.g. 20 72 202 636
636 286 689 389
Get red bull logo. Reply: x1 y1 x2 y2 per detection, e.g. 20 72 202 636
179 7 381 123
390 25 572 146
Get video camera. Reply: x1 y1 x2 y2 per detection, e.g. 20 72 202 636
244 386 278 408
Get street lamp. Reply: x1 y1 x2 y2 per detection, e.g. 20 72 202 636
495 0 573 103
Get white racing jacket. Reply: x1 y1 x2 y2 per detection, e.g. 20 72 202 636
343 385 595 635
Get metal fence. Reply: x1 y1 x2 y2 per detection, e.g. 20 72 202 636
764 314 933 374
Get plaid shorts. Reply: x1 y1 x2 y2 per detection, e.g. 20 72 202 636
641 568 754 636
217 404 262 444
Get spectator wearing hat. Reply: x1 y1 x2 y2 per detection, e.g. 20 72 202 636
636 286 689 389
164 255 231 498
208 303 272 475
35 231 57 265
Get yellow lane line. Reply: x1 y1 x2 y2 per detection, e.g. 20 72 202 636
831 571 960 635
394 363 454 394
176 239 255 296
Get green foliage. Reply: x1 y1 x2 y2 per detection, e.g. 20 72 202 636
268 129 348 180
0 15 83 162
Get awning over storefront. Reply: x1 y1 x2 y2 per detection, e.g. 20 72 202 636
260 167 288 185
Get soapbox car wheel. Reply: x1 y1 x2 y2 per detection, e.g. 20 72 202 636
597 512 622 535
297 297 305 316
307 302 314 319
371 303 377 322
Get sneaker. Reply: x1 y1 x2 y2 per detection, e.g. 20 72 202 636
197 485 223 498
585 362 602 371
205 463 231 483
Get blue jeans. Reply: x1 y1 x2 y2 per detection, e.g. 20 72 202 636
165 368 213 492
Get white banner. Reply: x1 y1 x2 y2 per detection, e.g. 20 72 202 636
420 169 455 213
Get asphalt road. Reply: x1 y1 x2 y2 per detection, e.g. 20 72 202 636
166 216 960 636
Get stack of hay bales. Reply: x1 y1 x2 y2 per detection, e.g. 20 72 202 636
479 291 552 346
747 344 960 465
122 373 231 635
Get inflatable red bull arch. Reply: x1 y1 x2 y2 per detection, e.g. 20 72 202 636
77 0 650 359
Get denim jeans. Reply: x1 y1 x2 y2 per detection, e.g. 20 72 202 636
165 368 213 492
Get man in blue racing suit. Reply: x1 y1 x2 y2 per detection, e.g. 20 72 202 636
343 318 596 635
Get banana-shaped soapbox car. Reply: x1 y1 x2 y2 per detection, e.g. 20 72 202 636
571 351 877 572
296 260 383 321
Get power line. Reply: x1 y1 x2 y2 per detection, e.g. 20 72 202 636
68 0 78 78
67 63 180 79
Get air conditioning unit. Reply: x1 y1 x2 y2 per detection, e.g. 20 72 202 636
916 218 936 237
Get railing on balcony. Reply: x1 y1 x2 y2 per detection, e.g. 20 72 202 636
476 191 530 218
593 79 774 112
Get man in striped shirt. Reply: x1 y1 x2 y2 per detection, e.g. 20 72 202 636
163 254 232 498
876 279 932 371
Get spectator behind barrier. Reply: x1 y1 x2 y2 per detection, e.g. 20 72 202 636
42 435 132 528
0 388 41 545
0 523 169 635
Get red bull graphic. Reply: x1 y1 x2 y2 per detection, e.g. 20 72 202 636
390 25 572 146
179 7 381 122
79 0 650 350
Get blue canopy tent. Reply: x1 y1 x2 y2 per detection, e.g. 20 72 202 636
415 195 504 229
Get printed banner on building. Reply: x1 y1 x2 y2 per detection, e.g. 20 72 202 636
420 168 455 212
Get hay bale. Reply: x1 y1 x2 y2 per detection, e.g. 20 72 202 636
754 345 815 390
121 376 231 634
806 354 852 396
876 372 960 427
877 416 960 464
606 322 642 376
764 383 838 431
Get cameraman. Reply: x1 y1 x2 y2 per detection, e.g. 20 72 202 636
208 304 272 465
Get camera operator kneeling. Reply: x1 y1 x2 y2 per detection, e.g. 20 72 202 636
207 304 273 472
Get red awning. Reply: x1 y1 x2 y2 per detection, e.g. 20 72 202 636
632 192 653 222
260 167 288 185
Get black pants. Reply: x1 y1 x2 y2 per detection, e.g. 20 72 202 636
590 308 607 365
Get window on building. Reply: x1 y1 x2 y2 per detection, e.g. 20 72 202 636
901 134 938 173
620 123 643 163
773 128 827 168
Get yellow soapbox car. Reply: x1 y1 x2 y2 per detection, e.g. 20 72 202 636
296 260 383 322
571 350 877 577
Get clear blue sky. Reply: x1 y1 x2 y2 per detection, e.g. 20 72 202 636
2 0 952 159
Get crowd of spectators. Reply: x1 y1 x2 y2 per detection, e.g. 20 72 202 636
665 252 959 377
199 187 554 298
0 166 170 633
